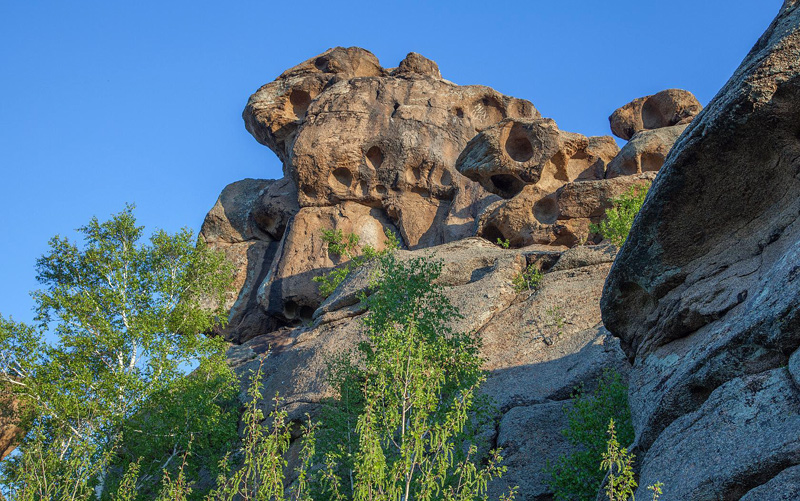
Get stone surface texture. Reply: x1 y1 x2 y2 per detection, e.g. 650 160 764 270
609 89 701 141
601 2 800 498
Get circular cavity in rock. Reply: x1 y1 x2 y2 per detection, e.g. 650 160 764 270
505 123 534 162
490 174 525 198
366 146 384 170
454 107 464 118
480 223 505 244
533 196 559 224
289 89 312 119
330 167 353 190
439 169 453 187
314 56 328 72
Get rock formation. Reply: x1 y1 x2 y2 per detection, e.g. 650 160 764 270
608 89 701 141
202 45 694 497
601 1 800 498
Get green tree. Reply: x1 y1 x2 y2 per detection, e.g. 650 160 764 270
589 183 650 247
314 252 515 500
0 205 237 500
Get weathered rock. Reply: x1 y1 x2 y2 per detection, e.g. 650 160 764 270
601 2 800 498
475 173 654 247
200 179 293 342
455 118 628 247
244 47 538 241
489 400 574 500
609 89 701 141
229 238 628 498
393 51 442 78
605 124 687 178
258 202 401 324
740 464 800 500
637 369 800 500
456 118 615 198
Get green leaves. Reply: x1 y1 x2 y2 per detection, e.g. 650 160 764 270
0 205 237 500
547 369 634 501
313 228 400 298
589 183 650 247
315 252 513 500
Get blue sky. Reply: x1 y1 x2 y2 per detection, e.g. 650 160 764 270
0 0 781 323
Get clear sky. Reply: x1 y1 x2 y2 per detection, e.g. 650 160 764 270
0 0 782 323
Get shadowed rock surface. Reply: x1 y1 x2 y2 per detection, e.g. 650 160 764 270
601 1 800 498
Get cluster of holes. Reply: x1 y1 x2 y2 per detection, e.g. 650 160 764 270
283 300 314 324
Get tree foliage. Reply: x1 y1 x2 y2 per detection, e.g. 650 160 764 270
0 205 237 500
313 252 514 500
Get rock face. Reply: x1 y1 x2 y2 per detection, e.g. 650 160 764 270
601 2 800 498
226 239 629 500
203 46 700 497
203 48 544 340
609 89 701 141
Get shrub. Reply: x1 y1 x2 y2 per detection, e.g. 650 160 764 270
313 228 400 297
513 264 543 293
547 369 634 501
589 183 651 247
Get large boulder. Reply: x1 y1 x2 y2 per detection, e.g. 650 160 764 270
244 47 538 246
204 49 550 336
605 124 687 179
601 2 800 498
200 178 295 343
609 89 701 141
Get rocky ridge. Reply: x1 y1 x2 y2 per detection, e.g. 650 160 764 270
200 46 701 499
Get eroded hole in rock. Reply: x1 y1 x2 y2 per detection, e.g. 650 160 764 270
641 96 664 129
314 56 329 72
366 146 384 170
454 107 464 118
375 184 387 195
283 300 298 320
480 223 505 244
641 152 664 172
439 169 452 186
490 174 525 198
392 102 400 117
330 167 353 190
406 165 422 183
505 123 534 162
302 185 317 198
566 151 591 181
359 180 370 197
533 196 559 224
298 305 314 323
289 89 312 119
